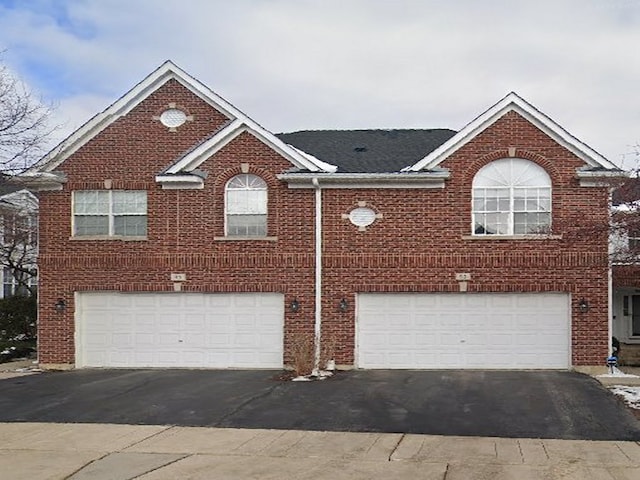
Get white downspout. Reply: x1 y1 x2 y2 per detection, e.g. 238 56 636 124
608 186 614 357
312 177 322 375
608 266 613 357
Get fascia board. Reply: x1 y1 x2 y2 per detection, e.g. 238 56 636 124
577 168 628 187
405 92 618 172
576 169 628 178
277 172 449 189
14 172 66 191
155 174 204 190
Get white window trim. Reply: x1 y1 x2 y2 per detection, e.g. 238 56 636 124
472 185 552 236
224 174 268 238
72 190 147 239
472 159 552 237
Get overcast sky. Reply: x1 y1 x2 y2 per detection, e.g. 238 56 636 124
1 0 639 168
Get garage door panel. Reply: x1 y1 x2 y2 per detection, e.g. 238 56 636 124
488 333 513 345
357 293 569 369
439 313 462 327
77 292 284 368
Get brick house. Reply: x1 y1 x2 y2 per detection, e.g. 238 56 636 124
24 61 622 372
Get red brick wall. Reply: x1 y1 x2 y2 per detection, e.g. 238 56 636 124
37 83 611 368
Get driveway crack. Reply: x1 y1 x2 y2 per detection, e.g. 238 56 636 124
214 383 281 426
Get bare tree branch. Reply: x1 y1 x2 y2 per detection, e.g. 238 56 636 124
0 193 37 297
0 57 57 175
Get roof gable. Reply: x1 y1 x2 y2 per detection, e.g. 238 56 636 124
32 61 335 176
404 92 619 172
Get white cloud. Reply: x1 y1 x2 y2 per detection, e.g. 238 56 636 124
1 0 639 167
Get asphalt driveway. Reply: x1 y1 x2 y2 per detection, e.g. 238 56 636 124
0 369 638 441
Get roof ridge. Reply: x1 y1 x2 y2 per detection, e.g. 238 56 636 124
278 128 456 135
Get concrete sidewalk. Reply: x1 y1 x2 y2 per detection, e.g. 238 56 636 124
0 422 639 480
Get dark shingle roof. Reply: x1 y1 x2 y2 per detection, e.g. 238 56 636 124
276 129 457 173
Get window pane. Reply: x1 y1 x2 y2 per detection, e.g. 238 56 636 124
3 268 12 298
473 160 551 236
114 216 147 236
227 215 267 236
113 191 147 214
74 191 109 214
514 212 551 234
227 190 267 214
75 216 109 236
514 191 526 211
473 197 486 211
474 213 509 235
227 174 267 190
476 188 509 213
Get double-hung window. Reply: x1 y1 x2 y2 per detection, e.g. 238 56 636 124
73 190 147 237
472 158 551 236
225 174 267 237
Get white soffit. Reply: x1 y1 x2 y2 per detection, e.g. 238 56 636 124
404 92 619 172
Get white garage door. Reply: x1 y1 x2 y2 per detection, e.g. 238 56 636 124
76 292 284 368
357 293 570 369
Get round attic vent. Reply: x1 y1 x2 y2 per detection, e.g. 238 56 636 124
348 207 376 228
160 108 187 128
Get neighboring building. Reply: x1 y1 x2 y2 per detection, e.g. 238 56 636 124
24 61 622 371
611 178 640 365
0 183 38 298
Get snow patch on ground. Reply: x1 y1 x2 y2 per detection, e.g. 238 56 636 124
597 367 640 378
291 370 334 382
609 386 640 409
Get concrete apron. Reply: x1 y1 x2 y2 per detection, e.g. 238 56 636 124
1 423 639 480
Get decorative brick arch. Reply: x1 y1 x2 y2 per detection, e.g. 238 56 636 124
463 149 560 186
214 165 279 191
214 166 280 238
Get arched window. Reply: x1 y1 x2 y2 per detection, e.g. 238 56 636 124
225 174 268 237
472 158 551 235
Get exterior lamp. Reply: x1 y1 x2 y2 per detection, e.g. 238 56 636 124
339 298 349 313
290 298 300 313
578 298 589 313
54 298 66 313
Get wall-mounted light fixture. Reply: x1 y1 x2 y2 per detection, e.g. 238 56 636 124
290 298 300 313
578 298 589 313
54 298 66 313
339 298 349 313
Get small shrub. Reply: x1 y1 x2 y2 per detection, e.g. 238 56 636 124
320 334 336 370
0 295 37 362
289 331 315 377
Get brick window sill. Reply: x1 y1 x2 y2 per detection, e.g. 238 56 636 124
461 234 563 240
69 236 148 241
